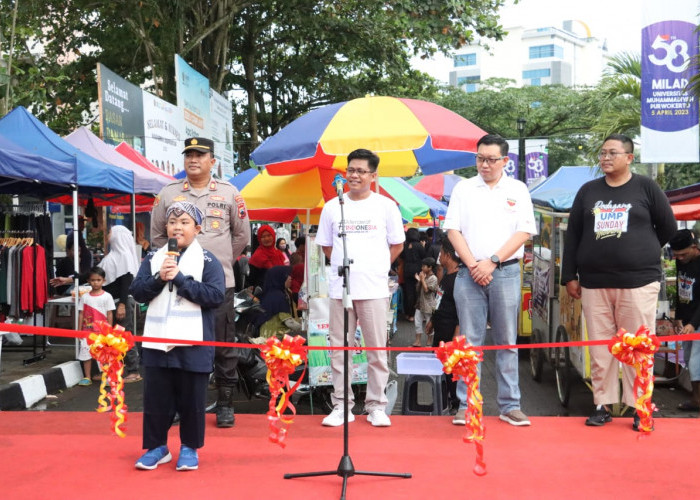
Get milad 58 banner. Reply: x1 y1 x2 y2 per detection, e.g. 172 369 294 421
641 0 699 163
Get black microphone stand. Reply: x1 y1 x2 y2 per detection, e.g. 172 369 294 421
284 183 411 500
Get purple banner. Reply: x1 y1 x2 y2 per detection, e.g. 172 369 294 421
641 21 698 132
640 3 699 164
525 152 548 187
505 152 518 179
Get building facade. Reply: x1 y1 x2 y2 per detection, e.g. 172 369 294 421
449 21 610 92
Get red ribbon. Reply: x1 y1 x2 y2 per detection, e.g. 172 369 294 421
86 321 135 438
259 334 307 447
608 325 660 434
436 335 486 476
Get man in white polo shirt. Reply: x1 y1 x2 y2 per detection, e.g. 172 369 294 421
444 134 537 427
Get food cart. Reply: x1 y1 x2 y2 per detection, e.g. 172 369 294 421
527 167 601 406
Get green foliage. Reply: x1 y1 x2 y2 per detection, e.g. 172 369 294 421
436 79 604 171
1 0 508 159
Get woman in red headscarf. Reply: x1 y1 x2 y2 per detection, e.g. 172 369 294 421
248 225 287 289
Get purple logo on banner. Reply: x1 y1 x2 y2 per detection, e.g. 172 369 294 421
505 152 518 178
641 21 698 133
525 152 548 187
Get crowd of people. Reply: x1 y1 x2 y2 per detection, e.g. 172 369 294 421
52 132 699 473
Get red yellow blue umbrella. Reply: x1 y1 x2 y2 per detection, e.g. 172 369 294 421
251 96 486 177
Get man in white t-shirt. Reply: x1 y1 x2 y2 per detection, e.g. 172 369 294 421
315 148 405 427
444 134 536 427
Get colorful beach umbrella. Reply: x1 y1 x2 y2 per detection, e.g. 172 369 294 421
250 96 486 177
408 173 465 203
229 168 327 223
378 177 448 224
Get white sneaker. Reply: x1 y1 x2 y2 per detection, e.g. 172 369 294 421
322 407 355 427
367 409 391 427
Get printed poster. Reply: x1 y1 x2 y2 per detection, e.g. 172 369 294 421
174 54 210 138
641 1 699 163
97 63 145 152
142 91 185 176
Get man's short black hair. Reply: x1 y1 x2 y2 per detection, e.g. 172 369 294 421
670 229 696 251
477 134 509 157
347 148 380 171
603 133 634 154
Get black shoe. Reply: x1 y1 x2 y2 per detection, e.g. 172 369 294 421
633 413 654 432
585 407 612 426
216 405 235 428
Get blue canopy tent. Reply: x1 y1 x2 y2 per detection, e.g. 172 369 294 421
0 135 75 194
529 166 601 211
0 106 135 333
0 107 133 197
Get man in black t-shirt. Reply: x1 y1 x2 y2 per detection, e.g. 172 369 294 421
562 134 677 430
669 229 700 413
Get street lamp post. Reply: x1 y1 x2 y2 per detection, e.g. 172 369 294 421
517 118 526 183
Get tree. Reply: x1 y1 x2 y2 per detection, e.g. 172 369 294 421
1 0 510 160
437 78 605 172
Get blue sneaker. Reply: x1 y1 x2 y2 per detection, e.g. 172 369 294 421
176 445 199 471
135 446 171 470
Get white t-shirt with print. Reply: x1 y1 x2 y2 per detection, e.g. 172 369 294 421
316 192 405 300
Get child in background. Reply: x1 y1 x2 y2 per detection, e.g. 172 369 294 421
412 257 438 347
130 201 225 472
77 267 115 386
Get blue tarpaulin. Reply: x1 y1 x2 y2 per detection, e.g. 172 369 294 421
0 106 133 195
529 166 601 212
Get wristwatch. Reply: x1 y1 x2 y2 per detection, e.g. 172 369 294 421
490 254 501 269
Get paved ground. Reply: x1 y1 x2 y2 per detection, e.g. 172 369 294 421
1 315 696 421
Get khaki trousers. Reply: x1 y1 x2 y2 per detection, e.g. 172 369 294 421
581 282 659 407
329 298 390 412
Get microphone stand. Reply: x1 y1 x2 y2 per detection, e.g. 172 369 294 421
284 183 411 500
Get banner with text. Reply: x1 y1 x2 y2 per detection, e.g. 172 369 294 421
209 89 235 178
505 139 548 186
175 54 210 138
641 1 699 163
142 92 185 176
97 64 145 152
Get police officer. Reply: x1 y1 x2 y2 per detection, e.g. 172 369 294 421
151 137 251 428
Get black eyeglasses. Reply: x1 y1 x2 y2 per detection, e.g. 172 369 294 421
346 168 374 176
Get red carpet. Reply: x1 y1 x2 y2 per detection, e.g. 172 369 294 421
0 412 696 499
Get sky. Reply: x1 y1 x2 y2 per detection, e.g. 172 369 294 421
412 0 643 82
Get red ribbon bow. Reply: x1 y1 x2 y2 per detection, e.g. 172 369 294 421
259 334 307 447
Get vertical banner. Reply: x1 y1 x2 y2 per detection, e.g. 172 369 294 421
209 89 235 179
641 1 699 163
174 54 210 139
142 92 185 176
505 140 518 179
525 138 548 187
97 64 145 152
506 139 548 186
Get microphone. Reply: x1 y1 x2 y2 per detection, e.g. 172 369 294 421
333 173 347 196
166 238 180 292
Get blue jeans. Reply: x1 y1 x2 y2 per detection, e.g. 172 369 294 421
454 264 521 414
683 338 700 381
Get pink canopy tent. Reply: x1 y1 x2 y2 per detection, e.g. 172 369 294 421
115 142 175 181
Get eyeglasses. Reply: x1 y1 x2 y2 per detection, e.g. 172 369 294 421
346 168 374 176
598 151 631 159
475 155 505 165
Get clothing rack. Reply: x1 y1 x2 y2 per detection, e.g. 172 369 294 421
0 206 52 364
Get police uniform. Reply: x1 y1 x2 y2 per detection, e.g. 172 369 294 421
150 138 251 427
